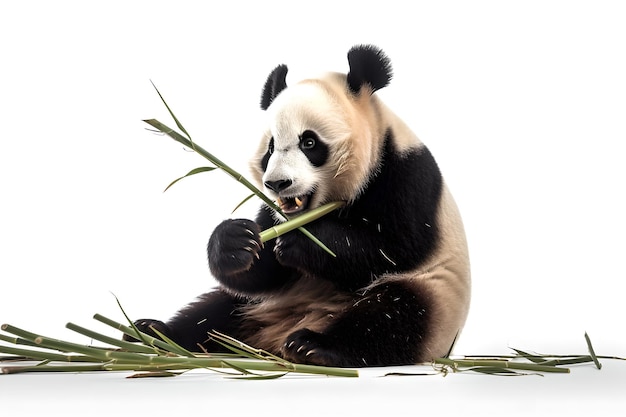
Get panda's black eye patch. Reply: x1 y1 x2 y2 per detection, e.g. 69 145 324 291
299 130 328 167
260 137 274 172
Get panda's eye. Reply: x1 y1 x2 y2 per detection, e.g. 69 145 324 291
268 137 275 155
300 131 317 151
301 138 316 150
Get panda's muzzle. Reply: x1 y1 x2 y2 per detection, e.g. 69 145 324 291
264 179 313 215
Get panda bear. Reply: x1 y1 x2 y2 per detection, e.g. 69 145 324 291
130 45 471 367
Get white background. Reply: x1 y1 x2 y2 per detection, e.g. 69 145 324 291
1 1 625 415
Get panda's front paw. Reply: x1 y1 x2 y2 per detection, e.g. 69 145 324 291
208 219 262 278
282 329 343 367
273 232 316 269
122 319 171 342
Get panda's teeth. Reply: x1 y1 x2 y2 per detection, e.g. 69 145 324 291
295 197 303 207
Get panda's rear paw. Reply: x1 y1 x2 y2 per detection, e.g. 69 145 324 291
282 329 344 367
122 319 171 342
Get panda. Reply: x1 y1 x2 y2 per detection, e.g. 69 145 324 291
130 45 471 367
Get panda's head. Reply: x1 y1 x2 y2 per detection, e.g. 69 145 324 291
250 45 394 218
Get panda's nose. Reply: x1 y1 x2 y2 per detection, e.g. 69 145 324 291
264 179 292 193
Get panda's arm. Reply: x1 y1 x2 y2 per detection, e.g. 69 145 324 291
274 212 434 290
207 207 296 294
274 146 442 291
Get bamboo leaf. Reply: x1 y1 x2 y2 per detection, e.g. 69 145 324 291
465 366 528 376
294 227 338 258
150 80 192 140
111 293 154 349
220 359 263 376
127 371 180 379
147 325 196 358
164 166 217 192
510 348 548 364
232 193 256 214
225 370 289 380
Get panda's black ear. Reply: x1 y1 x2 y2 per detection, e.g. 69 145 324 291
346 45 393 95
260 64 288 110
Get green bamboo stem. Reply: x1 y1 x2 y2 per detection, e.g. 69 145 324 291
143 118 276 210
259 201 345 243
92 313 191 357
2 358 358 377
120 356 359 377
510 348 548 364
538 356 596 367
2 364 109 374
0 340 358 377
0 332 40 348
434 357 570 373
1 316 359 377
1 324 45 344
585 332 602 369
65 322 157 355
0 344 94 363
32 337 111 361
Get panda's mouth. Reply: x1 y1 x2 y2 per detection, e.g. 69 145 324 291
276 194 312 215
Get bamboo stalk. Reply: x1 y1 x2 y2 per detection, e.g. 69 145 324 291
1 319 359 377
92 314 190 357
259 201 345 243
0 344 94 363
2 364 108 374
31 336 110 361
65 322 157 355
538 356 596 367
585 332 602 369
143 118 274 210
434 357 571 374
0 332 40 348
1 324 44 344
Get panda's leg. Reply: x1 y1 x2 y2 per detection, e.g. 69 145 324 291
281 281 432 367
124 289 246 352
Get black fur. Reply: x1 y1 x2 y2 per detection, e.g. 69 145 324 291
260 64 288 110
282 282 430 366
260 137 273 172
125 291 247 353
347 44 393 95
266 134 441 292
299 130 328 167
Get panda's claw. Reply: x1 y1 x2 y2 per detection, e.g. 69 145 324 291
282 328 345 367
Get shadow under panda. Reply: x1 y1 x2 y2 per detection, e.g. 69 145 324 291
128 45 471 367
